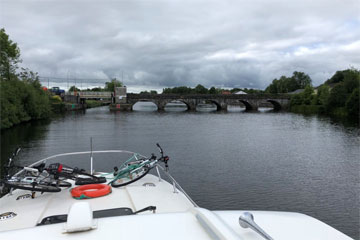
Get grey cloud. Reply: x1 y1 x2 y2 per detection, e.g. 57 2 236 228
1 0 359 92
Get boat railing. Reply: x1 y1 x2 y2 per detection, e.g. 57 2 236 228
155 164 198 207
11 150 198 207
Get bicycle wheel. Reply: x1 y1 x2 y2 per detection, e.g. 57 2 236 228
75 176 106 185
111 166 150 188
39 179 72 188
3 180 61 192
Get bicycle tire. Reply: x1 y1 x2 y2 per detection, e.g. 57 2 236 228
3 180 61 192
39 180 72 188
111 166 150 188
75 176 106 185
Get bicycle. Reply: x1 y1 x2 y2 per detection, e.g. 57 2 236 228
1 148 106 194
109 143 169 188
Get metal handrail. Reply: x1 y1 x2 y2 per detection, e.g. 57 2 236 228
11 150 198 207
155 164 198 207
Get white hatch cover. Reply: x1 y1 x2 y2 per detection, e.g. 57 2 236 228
63 202 97 233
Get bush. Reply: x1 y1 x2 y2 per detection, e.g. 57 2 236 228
51 95 62 103
0 78 51 129
346 88 359 117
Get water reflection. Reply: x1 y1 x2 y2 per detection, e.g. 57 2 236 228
227 104 246 112
165 101 188 112
0 120 51 178
133 101 158 111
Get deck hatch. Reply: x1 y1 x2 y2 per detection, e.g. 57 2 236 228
37 207 133 226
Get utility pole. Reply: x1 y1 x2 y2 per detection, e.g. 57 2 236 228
67 70 69 90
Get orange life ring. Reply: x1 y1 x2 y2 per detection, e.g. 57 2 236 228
71 184 112 199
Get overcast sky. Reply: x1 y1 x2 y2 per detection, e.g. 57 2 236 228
1 0 359 92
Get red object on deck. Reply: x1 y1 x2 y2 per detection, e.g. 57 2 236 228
71 184 112 199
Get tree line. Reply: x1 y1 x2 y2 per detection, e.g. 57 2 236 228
162 84 262 94
68 79 123 92
1 29 52 129
289 69 359 119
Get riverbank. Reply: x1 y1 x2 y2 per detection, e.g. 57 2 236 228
290 105 359 127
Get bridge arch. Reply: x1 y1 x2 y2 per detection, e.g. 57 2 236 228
131 100 158 111
267 100 282 111
238 100 254 111
206 100 222 111
163 100 191 111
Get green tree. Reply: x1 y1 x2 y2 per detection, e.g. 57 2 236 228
292 71 312 89
91 87 104 92
209 87 217 94
265 71 312 93
69 86 80 92
346 88 359 117
105 78 123 92
0 28 21 80
194 84 208 94
316 84 330 105
302 85 314 105
326 83 347 110
163 86 193 94
265 79 280 93
343 68 360 93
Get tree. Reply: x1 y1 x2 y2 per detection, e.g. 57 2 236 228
343 68 360 93
194 84 208 94
69 86 80 92
209 87 217 94
302 85 314 105
292 71 312 88
326 83 347 110
0 28 21 81
316 84 330 105
91 87 104 92
0 29 51 129
162 86 193 94
346 88 359 117
265 71 312 93
105 78 123 92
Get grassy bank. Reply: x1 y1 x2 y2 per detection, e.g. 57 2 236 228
290 105 323 115
290 105 352 119
86 100 107 109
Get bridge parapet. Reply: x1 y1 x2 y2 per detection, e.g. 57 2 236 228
127 93 290 100
125 93 290 111
67 91 112 99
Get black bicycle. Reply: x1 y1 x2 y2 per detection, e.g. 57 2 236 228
1 148 106 193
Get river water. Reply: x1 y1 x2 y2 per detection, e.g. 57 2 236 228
1 105 359 238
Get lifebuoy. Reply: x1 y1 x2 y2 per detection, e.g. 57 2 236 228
71 184 112 199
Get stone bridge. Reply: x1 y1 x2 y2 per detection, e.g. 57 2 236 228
125 94 290 111
68 91 112 99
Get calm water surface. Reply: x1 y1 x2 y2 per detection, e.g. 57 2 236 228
1 106 359 238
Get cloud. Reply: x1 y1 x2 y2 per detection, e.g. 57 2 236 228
1 0 359 92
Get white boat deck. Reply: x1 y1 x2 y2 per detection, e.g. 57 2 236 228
0 174 354 240
0 174 193 232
